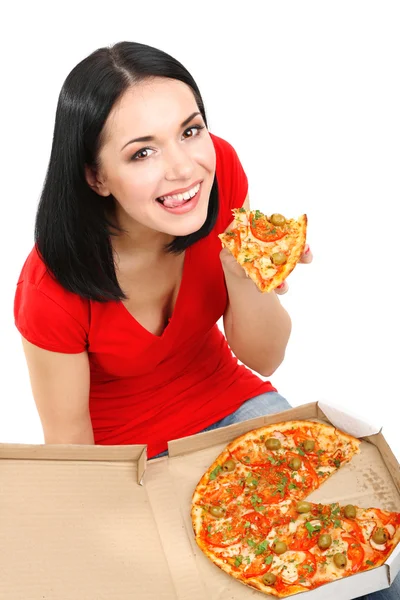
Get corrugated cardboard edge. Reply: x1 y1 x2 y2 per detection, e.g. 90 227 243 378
0 442 148 486
362 432 400 581
166 400 400 591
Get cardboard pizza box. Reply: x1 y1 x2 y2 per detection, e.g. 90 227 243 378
0 401 399 600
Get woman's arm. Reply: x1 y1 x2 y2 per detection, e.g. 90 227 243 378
221 195 292 377
21 338 94 444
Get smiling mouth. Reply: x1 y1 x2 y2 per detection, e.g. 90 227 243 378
156 182 201 208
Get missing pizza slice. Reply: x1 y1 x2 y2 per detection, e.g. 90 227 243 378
218 209 308 292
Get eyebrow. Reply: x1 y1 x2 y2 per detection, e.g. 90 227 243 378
120 111 202 151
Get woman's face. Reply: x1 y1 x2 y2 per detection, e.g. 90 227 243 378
92 77 216 239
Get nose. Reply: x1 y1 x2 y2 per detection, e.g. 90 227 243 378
164 143 194 182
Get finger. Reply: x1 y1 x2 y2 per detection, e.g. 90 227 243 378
275 280 289 295
300 244 313 264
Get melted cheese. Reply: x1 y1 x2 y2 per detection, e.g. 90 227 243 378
370 539 387 551
269 551 306 584
359 520 377 541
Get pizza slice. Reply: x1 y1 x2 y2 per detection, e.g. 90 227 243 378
192 496 400 597
218 208 307 292
220 420 361 494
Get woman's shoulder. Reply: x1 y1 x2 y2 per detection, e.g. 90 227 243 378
14 246 90 352
17 246 87 309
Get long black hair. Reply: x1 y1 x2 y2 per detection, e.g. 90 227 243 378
35 41 219 302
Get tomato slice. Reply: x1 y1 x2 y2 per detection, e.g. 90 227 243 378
289 526 319 551
297 551 317 580
232 442 275 467
242 511 274 537
249 212 287 243
201 481 244 508
342 536 365 573
342 517 365 543
373 508 397 526
202 516 246 547
283 452 319 496
242 554 273 579
251 466 292 504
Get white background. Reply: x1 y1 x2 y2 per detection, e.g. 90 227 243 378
1 2 399 458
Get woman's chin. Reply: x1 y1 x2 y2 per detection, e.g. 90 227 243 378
160 208 209 238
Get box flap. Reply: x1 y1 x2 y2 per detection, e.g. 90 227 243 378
318 401 381 437
0 443 178 599
0 442 147 485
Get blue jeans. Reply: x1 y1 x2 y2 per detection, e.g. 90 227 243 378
153 392 400 600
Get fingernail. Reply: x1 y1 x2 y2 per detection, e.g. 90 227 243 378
304 244 310 254
277 282 286 289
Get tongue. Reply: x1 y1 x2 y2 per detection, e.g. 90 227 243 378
162 197 187 208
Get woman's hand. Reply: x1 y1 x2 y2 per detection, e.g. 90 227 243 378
219 244 313 295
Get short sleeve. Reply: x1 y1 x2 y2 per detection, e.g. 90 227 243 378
14 279 89 354
210 133 249 230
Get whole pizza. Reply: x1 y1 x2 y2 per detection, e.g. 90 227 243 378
191 420 400 597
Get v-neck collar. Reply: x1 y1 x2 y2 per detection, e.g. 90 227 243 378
118 246 191 340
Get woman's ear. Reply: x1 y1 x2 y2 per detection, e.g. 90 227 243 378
84 164 111 196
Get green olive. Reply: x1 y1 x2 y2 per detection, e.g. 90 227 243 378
247 480 258 489
372 527 388 545
333 553 347 568
209 506 225 518
265 438 281 451
296 501 312 514
270 213 286 227
271 252 287 266
344 504 357 519
222 459 236 472
262 572 277 586
317 534 332 550
289 457 302 470
303 439 315 452
273 541 287 555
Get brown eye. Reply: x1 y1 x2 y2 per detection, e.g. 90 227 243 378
183 125 204 139
132 148 153 161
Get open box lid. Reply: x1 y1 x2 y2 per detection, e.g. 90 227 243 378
1 401 400 600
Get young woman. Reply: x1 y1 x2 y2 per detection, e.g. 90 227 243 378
13 40 398 600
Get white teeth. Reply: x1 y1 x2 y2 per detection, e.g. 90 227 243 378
159 182 200 203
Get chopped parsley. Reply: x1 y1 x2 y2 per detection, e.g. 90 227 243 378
250 494 263 507
303 564 314 573
305 522 321 537
234 555 243 566
366 560 375 566
264 555 274 565
209 465 222 480
254 540 269 555
334 458 341 468
334 519 342 528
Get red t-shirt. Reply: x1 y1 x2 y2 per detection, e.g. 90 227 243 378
14 133 276 457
